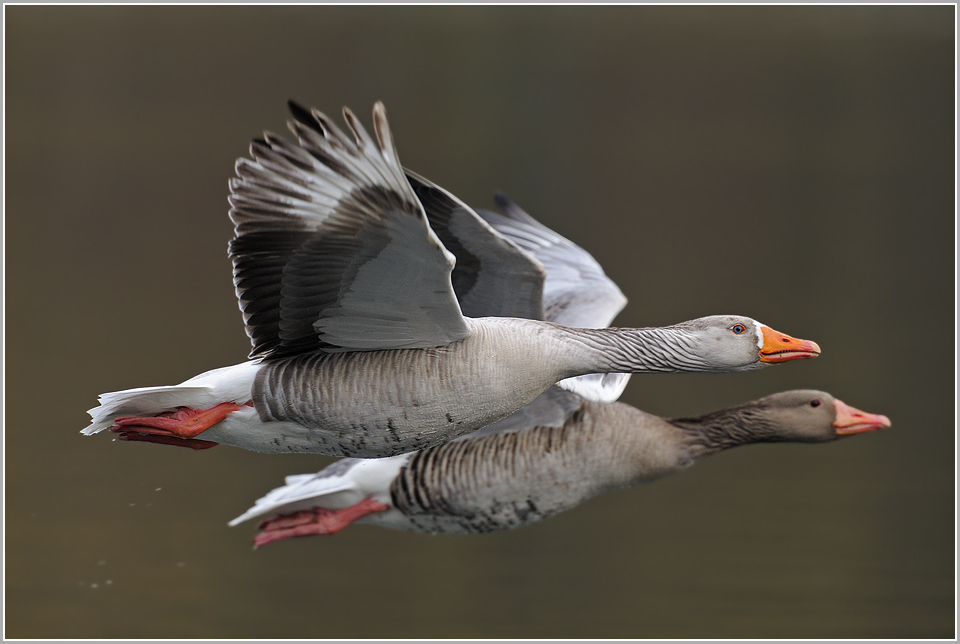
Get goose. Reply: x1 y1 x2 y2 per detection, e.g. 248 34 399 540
82 102 820 458
230 387 891 545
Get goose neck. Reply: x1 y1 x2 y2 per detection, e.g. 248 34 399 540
563 326 712 375
666 404 777 455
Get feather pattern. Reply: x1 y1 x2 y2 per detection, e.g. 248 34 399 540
83 101 819 459
480 193 627 330
82 362 261 435
458 386 583 439
233 390 873 536
406 171 547 320
228 456 409 526
229 102 469 358
231 397 687 534
477 195 632 402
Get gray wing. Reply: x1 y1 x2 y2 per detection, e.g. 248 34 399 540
229 102 470 358
477 193 628 329
479 194 631 403
456 386 585 440
405 171 547 320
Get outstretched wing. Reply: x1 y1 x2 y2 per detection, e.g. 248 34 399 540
478 193 627 329
405 170 546 320
229 102 470 358
478 194 631 403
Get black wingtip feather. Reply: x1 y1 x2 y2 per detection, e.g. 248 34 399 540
288 100 324 135
494 192 529 221
493 192 543 227
493 192 514 211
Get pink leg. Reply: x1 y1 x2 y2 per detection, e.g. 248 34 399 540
254 498 389 549
110 401 251 439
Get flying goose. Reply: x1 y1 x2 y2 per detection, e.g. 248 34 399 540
231 387 891 545
82 102 820 458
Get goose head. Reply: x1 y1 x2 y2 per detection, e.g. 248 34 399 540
676 315 821 372
671 389 891 452
754 390 892 442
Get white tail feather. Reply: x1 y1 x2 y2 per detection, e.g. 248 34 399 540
82 361 262 435
229 455 409 526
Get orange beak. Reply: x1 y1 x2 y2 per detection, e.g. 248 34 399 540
758 326 822 363
833 399 892 435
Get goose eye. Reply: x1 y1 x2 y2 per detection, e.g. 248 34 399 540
731 324 746 334
810 399 821 408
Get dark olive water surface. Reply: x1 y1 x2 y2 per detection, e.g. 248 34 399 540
5 6 955 639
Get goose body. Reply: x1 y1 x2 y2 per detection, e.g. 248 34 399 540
231 389 891 543
185 317 626 456
87 314 807 457
83 102 820 458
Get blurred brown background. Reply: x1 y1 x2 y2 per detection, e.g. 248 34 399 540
4 5 954 639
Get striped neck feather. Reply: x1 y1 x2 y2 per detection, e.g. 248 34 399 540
569 326 716 374
667 401 779 453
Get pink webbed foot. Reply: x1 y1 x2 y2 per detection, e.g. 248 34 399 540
109 401 252 442
254 498 390 549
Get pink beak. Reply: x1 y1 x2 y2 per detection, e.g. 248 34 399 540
833 399 892 435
